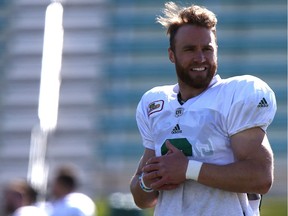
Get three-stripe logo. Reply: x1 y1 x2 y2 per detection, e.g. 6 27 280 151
171 124 182 134
257 98 269 108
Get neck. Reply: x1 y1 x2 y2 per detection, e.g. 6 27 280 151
177 92 186 105
178 80 208 100
178 88 206 101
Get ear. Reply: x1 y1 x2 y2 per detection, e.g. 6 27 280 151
168 47 175 63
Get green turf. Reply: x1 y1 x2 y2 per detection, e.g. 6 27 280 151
260 197 287 216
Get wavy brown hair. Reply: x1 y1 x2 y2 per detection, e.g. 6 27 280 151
156 2 218 51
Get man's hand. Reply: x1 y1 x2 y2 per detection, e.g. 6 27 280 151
142 140 189 190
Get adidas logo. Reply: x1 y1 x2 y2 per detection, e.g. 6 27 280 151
171 124 182 134
257 98 269 108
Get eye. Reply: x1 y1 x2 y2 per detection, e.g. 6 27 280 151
183 47 195 52
203 46 214 51
182 45 197 52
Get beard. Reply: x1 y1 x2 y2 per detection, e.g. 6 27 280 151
175 58 217 90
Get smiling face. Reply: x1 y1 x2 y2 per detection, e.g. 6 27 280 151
169 24 218 98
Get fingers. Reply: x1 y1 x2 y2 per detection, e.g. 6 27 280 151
142 171 179 191
144 170 160 179
145 156 160 165
142 162 159 173
143 156 161 173
165 140 180 152
150 177 165 189
150 177 176 190
143 172 167 190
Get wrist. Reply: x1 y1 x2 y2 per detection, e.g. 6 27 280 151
139 173 154 193
186 160 203 181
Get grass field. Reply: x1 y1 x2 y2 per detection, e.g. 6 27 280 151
96 196 287 216
260 197 287 216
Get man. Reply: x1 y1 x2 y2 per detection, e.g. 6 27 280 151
47 165 96 216
3 179 47 216
130 2 277 216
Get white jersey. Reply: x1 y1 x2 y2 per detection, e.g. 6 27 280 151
13 206 48 216
48 192 96 216
136 75 276 216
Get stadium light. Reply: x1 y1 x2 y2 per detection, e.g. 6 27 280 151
38 2 64 132
27 1 64 201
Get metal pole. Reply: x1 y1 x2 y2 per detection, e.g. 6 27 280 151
27 1 64 203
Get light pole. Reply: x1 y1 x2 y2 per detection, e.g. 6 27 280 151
27 1 64 202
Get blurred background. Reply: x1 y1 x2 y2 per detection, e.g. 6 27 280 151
0 0 286 215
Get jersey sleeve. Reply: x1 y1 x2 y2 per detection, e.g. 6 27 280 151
227 76 277 136
136 96 155 150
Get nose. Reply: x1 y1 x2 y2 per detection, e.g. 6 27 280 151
193 51 205 63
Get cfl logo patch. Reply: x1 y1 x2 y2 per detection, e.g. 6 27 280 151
175 107 184 117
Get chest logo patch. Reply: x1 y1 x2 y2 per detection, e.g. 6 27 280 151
148 100 164 116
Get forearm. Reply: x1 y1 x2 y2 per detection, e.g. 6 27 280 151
197 158 273 194
130 173 159 209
